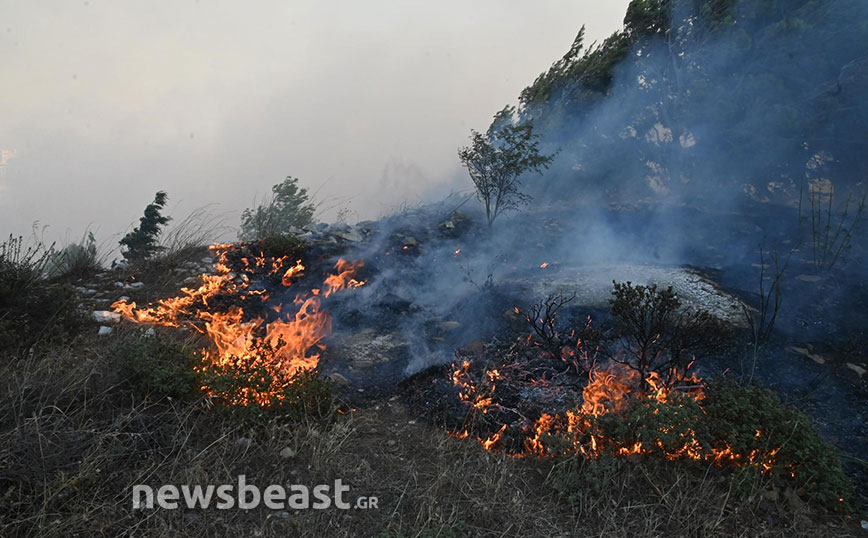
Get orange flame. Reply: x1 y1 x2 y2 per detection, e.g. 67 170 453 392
112 245 365 406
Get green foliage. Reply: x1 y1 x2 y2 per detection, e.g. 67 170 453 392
550 452 627 502
702 378 852 510
588 392 709 455
458 106 555 227
116 335 200 399
120 191 171 262
47 231 101 278
608 281 731 386
239 177 316 241
520 28 634 108
561 378 853 511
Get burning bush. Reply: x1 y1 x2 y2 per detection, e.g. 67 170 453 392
111 240 364 411
408 281 852 512
701 378 852 510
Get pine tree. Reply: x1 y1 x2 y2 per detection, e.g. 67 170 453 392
120 191 171 262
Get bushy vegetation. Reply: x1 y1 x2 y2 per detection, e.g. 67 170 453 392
0 235 82 350
546 378 853 512
239 176 316 240
116 333 201 399
255 233 309 261
46 231 102 279
201 351 337 424
701 379 852 509
119 190 171 262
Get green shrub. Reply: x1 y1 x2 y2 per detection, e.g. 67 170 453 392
46 231 102 278
550 452 627 502
586 392 709 457
702 378 852 510
239 176 316 241
116 335 200 399
556 379 852 512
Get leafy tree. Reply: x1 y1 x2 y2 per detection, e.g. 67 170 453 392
239 176 316 241
458 106 555 228
120 191 171 262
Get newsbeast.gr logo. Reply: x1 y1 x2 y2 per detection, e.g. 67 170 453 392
132 476 378 510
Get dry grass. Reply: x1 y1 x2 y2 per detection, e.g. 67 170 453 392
0 330 862 538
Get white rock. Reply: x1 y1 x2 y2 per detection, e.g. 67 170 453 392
114 282 126 288
846 363 866 377
92 311 121 324
336 229 364 242
144 328 156 338
129 282 145 289
279 447 296 459
97 326 113 337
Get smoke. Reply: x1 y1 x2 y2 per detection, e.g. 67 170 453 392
314 0 868 385
0 0 630 245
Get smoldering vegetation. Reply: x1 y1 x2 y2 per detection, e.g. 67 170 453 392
2 1 868 536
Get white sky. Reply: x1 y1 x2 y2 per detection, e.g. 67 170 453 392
0 1 629 244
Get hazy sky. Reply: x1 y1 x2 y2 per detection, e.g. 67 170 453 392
0 1 629 246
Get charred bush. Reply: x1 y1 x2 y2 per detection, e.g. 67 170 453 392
742 247 790 352
524 292 575 356
522 292 599 373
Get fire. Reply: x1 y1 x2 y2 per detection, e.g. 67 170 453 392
322 258 366 297
112 244 365 406
446 342 785 476
281 259 305 287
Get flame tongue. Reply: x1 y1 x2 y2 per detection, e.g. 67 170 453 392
447 349 782 475
112 245 364 406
